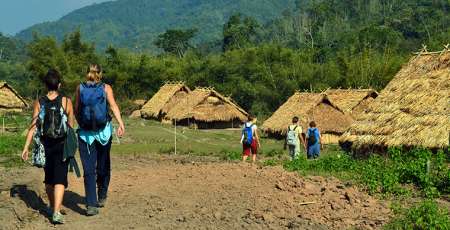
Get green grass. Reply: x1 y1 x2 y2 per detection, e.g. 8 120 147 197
0 133 26 167
111 118 291 158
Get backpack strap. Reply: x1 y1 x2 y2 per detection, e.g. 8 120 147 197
69 158 81 178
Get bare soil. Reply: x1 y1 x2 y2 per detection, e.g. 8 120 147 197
0 155 391 230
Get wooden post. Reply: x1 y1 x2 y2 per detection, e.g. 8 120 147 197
174 119 177 155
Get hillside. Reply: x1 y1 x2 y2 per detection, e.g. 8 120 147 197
16 0 295 50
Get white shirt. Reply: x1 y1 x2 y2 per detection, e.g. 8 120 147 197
240 122 257 143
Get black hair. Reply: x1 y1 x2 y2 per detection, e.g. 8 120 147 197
43 69 61 91
292 116 299 123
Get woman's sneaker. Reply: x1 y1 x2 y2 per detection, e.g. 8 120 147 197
52 211 64 224
98 198 107 208
86 206 99 216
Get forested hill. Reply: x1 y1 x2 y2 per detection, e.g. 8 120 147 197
16 0 295 50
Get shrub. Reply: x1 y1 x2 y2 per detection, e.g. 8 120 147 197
385 200 450 230
283 148 449 197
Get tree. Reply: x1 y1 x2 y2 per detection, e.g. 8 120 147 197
154 29 197 58
222 14 260 52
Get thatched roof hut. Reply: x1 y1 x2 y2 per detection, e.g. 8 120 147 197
0 82 28 114
340 49 450 153
165 87 248 129
325 89 378 116
262 92 353 144
140 82 190 120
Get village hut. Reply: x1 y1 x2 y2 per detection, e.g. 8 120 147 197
262 92 353 144
165 87 248 129
140 82 190 120
325 89 378 117
340 48 450 153
0 82 28 114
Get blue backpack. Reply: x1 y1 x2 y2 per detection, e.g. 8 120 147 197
242 123 254 145
307 128 318 146
78 82 110 131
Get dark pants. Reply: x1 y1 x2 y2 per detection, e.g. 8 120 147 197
78 137 112 207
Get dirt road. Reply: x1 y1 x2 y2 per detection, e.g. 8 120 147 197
0 155 391 229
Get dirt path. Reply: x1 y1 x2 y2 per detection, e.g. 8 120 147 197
0 155 391 229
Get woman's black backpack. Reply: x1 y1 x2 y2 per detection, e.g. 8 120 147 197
38 95 67 139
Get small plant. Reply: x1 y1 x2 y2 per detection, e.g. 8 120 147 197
263 159 280 166
385 200 450 230
219 149 241 161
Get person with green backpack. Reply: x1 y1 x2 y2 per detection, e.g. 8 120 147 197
21 69 75 224
306 121 322 159
284 116 306 160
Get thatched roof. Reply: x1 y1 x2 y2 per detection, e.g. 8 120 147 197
340 48 450 150
140 82 190 119
0 82 28 109
325 89 378 113
262 92 353 135
165 87 248 122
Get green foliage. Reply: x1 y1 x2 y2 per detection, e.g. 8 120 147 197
17 0 295 50
223 14 260 51
284 148 450 198
385 200 450 230
2 0 449 117
155 29 198 57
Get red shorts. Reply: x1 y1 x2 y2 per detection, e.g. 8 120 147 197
242 139 258 156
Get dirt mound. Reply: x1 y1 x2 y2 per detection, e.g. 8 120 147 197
0 156 391 229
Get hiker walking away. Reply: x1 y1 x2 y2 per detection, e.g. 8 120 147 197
306 121 322 159
22 69 75 224
284 116 306 160
75 64 125 216
240 115 260 163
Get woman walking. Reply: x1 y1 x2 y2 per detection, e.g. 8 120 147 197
75 64 125 216
22 69 74 224
241 115 260 163
306 121 322 159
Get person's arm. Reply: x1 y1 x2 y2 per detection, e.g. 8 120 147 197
254 127 261 147
74 85 80 123
105 84 125 137
319 130 323 150
64 97 75 128
299 131 307 150
22 100 40 161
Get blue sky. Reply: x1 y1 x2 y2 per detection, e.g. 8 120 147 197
0 0 111 35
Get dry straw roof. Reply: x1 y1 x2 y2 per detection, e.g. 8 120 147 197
262 92 352 135
325 89 378 113
165 87 248 122
0 82 28 109
340 48 450 150
141 82 190 119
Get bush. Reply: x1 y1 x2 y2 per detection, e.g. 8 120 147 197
385 200 450 230
283 148 449 198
